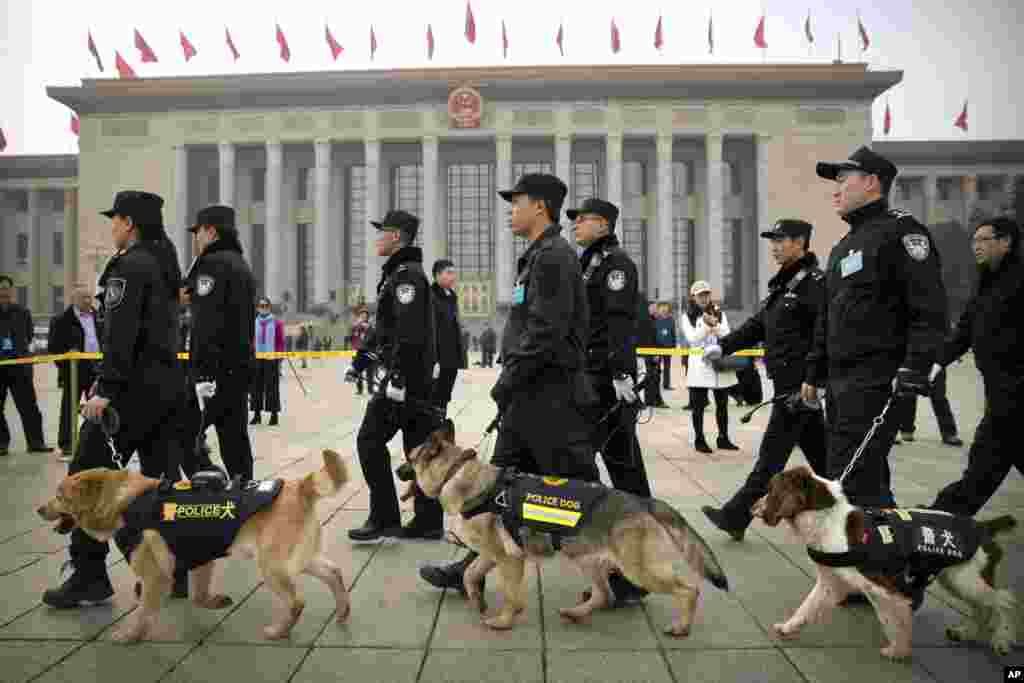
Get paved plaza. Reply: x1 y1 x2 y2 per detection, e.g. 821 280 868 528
0 355 1021 682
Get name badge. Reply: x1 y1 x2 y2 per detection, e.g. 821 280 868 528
512 283 525 305
840 250 863 278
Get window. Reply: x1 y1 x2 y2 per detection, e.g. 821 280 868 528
672 160 695 197
723 218 744 309
13 191 28 213
297 167 310 201
40 190 64 213
53 232 63 267
620 161 647 292
252 168 266 202
251 224 266 294
571 161 602 206
207 174 219 205
976 175 1004 201
391 165 423 247
52 286 64 313
512 162 553 263
728 161 743 196
446 163 495 276
296 223 313 311
16 286 27 307
347 166 367 300
16 233 29 265
672 162 695 304
937 177 958 201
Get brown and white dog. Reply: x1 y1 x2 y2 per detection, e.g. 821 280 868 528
752 466 1017 660
36 450 351 643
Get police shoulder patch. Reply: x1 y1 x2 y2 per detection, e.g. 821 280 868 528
196 274 215 297
104 277 127 310
606 269 627 291
902 233 931 262
396 283 416 304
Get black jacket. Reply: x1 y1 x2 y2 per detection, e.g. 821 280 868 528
807 200 948 385
48 305 103 375
636 298 658 352
580 235 638 378
479 327 497 353
95 241 181 402
940 253 1024 413
0 302 33 360
185 238 257 379
431 283 464 369
720 252 825 391
353 246 436 399
494 224 589 401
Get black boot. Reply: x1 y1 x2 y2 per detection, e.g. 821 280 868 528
268 413 279 426
608 572 649 607
716 436 740 451
716 407 738 450
692 409 712 453
420 551 482 596
42 564 114 609
250 413 261 425
397 518 444 540
702 505 746 541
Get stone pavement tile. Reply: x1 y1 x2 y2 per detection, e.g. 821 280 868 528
431 562 542 650
784 646 939 683
546 650 673 683
31 641 193 683
419 650 544 683
646 589 772 650
540 561 659 651
315 538 453 648
162 643 308 683
0 555 42 577
291 647 422 683
911 601 985 647
916 643 1024 683
0 641 82 683
664 648 802 683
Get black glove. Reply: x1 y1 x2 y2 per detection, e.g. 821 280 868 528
893 367 932 397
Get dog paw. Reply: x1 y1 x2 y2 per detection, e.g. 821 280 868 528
195 594 233 609
945 622 978 643
262 624 293 640
468 596 488 614
335 602 351 624
992 637 1013 657
559 606 589 623
111 623 146 644
483 613 516 630
880 644 911 660
664 622 691 638
772 623 800 640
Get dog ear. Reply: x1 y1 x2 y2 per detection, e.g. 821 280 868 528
801 469 836 511
461 449 477 460
772 469 807 522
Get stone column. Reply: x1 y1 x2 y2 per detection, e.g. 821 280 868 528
421 135 440 273
606 133 623 210
556 134 572 199
173 144 189 269
756 135 772 299
364 139 381 304
705 134 725 296
63 188 78 297
495 135 513 306
923 173 938 226
314 139 332 307
265 140 283 304
27 189 43 312
656 134 674 302
218 141 235 207
962 174 978 227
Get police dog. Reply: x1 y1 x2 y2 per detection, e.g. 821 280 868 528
753 466 1018 660
37 450 350 643
404 420 730 636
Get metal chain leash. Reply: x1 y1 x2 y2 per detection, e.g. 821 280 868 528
837 395 894 485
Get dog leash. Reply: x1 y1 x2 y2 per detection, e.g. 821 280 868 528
837 395 894 485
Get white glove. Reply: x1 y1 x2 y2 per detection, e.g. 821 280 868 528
612 376 638 403
433 363 440 380
385 381 406 403
929 363 943 383
703 344 723 363
195 381 217 410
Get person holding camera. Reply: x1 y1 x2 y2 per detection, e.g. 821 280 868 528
701 220 827 541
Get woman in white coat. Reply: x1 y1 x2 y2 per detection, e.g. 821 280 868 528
681 281 739 453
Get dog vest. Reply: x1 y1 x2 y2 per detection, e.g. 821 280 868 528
462 470 610 549
807 508 985 595
115 478 284 571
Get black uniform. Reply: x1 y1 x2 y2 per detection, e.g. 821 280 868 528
430 283 464 413
931 231 1024 516
350 242 443 535
479 326 497 367
47 305 102 452
0 301 48 451
713 242 828 531
186 232 257 482
578 233 650 497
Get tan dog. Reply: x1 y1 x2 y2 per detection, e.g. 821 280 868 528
752 466 1017 660
37 450 351 643
405 420 730 636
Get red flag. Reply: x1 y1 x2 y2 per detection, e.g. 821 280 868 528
225 27 240 61
754 15 767 49
708 13 714 54
115 51 137 79
276 24 291 62
465 2 476 44
0 127 7 152
857 15 870 51
955 101 968 132
556 22 564 56
325 25 343 60
87 31 104 71
427 24 435 60
370 25 377 61
502 20 509 58
71 115 80 136
804 14 814 44
133 28 158 63
611 19 621 54
180 31 197 62
883 103 892 135
654 15 663 51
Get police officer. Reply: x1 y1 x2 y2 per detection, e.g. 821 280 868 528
429 258 465 415
702 219 828 541
0 275 52 455
42 191 189 608
183 205 258 482
420 173 598 594
804 147 947 509
344 209 444 542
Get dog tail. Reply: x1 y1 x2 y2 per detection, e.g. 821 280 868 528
979 515 1017 539
977 515 1017 589
649 499 730 592
301 449 350 500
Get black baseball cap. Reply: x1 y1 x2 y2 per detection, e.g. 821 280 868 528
498 173 569 206
371 209 419 242
100 190 165 223
190 205 236 233
760 219 813 240
566 198 620 230
816 146 899 194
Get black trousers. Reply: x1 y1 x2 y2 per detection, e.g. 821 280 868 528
67 361 187 577
492 373 599 482
200 369 254 482
481 349 495 367
661 352 673 389
0 366 47 448
356 395 444 527
178 388 214 478
57 362 97 451
894 367 959 437
250 360 281 414
826 378 899 508
688 387 732 439
721 391 828 527
430 366 459 412
588 374 651 497
643 358 663 406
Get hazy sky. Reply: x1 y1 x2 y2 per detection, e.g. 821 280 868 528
1 0 1022 156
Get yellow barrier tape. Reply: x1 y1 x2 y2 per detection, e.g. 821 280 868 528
0 346 762 367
